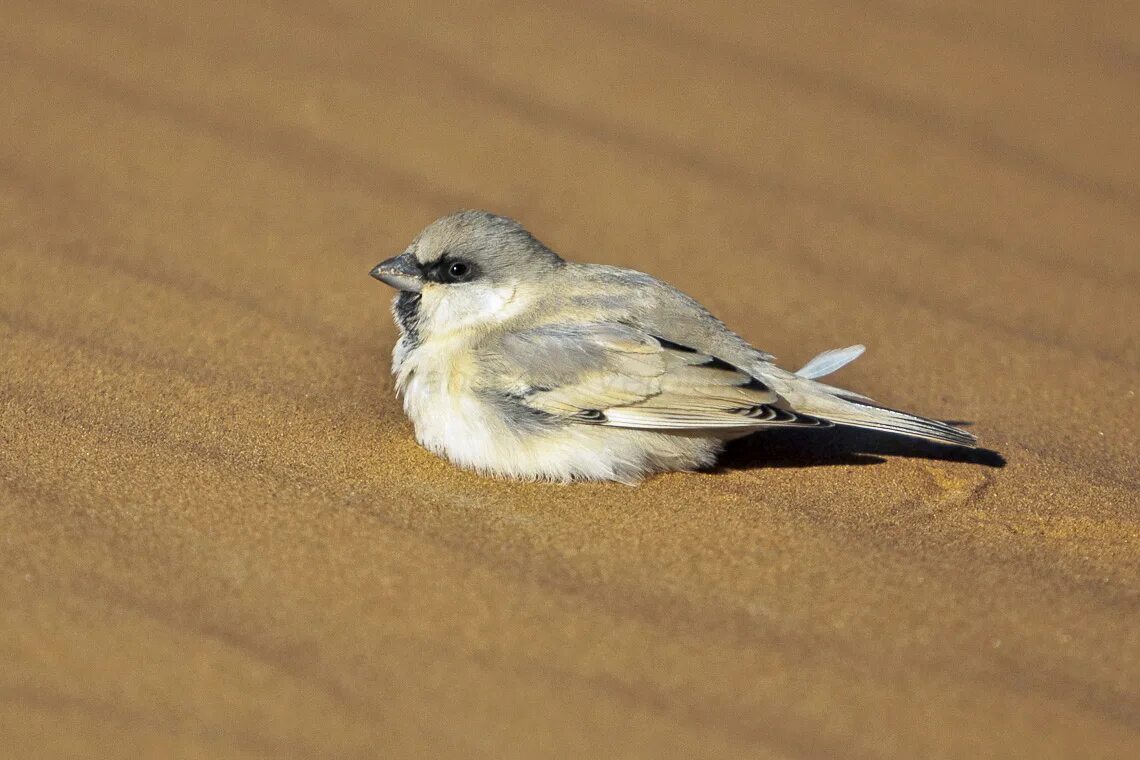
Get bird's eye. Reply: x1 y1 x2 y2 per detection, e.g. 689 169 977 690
446 261 471 281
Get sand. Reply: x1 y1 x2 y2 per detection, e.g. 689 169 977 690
2 0 1138 757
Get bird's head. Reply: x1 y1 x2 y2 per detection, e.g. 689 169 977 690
371 210 563 338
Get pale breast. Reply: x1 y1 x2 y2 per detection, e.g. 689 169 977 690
395 336 512 464
391 336 723 482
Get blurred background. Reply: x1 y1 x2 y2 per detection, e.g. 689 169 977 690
2 1 1138 758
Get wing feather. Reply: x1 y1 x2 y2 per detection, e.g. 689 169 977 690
481 323 826 431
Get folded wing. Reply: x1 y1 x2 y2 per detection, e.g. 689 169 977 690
481 323 829 431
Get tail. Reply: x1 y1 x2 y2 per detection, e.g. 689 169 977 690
784 344 977 448
807 395 977 447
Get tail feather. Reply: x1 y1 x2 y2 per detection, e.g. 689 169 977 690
771 344 977 448
777 385 977 448
795 345 865 379
813 397 976 447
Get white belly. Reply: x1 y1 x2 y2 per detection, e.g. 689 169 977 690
392 336 724 482
396 336 507 465
403 376 507 464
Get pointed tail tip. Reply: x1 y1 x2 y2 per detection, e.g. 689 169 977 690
883 412 979 448
837 418 978 448
942 426 979 448
820 398 979 448
921 416 978 448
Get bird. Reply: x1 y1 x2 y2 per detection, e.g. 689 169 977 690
369 210 976 483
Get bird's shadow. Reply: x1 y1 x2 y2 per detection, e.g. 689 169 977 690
718 424 1006 471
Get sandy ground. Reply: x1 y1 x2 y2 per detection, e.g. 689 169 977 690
2 1 1138 757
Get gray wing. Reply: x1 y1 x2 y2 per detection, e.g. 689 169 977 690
552 263 778 371
496 264 975 447
476 322 829 431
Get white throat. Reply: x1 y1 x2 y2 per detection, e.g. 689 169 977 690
417 281 521 340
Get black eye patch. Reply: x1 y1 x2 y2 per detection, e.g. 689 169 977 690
422 254 480 284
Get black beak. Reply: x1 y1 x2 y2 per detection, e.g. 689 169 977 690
369 252 423 292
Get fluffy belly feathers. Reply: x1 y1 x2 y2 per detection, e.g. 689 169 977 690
393 338 721 483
